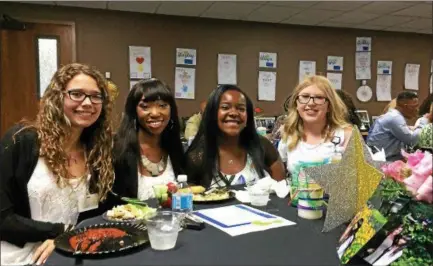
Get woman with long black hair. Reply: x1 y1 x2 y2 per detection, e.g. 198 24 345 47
185 85 285 188
111 78 184 201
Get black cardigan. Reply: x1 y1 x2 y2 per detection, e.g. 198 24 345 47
0 125 104 247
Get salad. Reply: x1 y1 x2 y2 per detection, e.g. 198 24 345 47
106 204 156 221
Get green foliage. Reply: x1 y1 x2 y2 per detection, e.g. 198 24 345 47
379 178 412 203
378 179 433 266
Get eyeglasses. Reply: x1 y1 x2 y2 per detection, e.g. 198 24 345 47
297 95 328 105
65 90 104 104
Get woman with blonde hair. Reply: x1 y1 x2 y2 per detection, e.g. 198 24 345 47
278 76 352 201
0 63 115 265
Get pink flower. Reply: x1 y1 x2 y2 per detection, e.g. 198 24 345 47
401 149 425 168
403 152 432 199
381 161 406 182
415 176 432 204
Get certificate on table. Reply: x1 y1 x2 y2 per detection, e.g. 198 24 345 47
193 204 296 236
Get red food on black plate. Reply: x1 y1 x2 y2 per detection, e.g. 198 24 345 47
69 228 127 253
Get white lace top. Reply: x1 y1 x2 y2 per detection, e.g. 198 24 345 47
137 156 176 200
1 158 88 266
210 154 271 188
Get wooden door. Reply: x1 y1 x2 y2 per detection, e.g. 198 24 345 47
0 22 74 137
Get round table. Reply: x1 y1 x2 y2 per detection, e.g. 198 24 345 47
46 195 365 265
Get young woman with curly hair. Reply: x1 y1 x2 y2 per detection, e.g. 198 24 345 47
0 63 115 265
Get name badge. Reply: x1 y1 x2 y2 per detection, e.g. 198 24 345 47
78 193 99 212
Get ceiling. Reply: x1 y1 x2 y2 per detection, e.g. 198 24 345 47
17 1 433 34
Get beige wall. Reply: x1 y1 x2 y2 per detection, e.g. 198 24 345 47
1 2 432 122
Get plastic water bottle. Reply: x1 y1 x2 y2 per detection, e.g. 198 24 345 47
172 175 193 214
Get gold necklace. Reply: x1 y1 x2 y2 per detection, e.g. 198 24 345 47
141 154 166 177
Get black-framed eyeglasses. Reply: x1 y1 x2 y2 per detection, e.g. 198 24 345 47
65 90 104 104
297 95 328 105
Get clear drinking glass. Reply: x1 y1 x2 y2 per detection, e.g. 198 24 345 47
146 211 181 251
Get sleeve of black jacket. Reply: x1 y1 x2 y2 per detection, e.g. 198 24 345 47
0 125 64 247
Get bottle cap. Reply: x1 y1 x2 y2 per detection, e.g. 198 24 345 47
178 174 187 182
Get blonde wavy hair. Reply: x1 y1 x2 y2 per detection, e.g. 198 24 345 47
282 75 350 151
21 63 114 201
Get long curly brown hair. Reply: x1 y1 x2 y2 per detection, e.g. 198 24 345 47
23 63 114 201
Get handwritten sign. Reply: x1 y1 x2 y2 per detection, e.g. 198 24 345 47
259 52 277 68
356 37 371 52
327 56 344 71
176 48 196 65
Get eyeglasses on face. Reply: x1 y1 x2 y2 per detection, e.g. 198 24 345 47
296 94 328 105
65 90 104 104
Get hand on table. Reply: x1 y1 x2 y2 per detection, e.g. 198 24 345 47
32 239 55 265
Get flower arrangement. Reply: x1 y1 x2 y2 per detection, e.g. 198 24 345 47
378 150 433 266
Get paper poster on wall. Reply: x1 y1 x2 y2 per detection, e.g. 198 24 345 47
356 66 371 80
327 56 344 71
299 60 316 82
130 80 139 90
258 71 276 101
355 52 371 67
326 72 342 90
259 52 277 68
377 61 392 75
129 46 151 79
404 64 420 90
175 67 195 99
176 48 197 66
218 54 237 85
356 37 372 52
376 75 392 101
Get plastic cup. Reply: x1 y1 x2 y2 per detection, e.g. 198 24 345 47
146 211 181 251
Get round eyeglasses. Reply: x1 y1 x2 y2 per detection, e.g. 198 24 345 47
297 95 328 105
65 90 104 104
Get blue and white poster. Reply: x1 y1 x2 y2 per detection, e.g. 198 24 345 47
176 48 197 66
327 56 344 71
259 52 277 68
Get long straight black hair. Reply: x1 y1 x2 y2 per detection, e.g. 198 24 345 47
186 85 266 187
114 78 184 176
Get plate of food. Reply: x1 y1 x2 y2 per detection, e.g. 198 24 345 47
192 187 235 203
103 204 156 223
54 222 148 255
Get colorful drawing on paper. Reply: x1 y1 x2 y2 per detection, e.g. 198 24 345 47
175 67 195 99
129 46 151 79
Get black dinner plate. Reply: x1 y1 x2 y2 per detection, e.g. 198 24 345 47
54 222 148 255
193 191 236 204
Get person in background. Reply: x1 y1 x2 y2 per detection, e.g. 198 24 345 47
269 95 291 145
417 103 433 150
0 63 115 265
278 75 352 177
367 91 422 161
186 85 285 188
184 100 207 140
335 90 363 129
111 79 184 202
415 94 433 127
